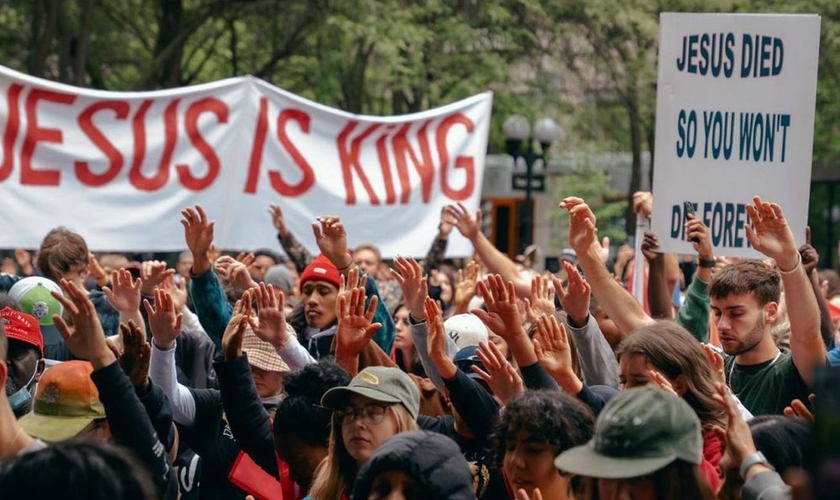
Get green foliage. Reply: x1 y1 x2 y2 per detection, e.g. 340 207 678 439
549 160 628 248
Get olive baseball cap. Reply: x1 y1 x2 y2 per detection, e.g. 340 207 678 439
321 366 420 419
554 386 702 479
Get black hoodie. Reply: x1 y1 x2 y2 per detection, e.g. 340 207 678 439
351 430 476 500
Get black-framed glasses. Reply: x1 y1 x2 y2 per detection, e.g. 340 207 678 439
337 403 389 426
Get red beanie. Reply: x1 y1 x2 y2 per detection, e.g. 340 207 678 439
299 254 341 293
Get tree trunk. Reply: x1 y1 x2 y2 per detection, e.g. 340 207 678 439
29 0 59 78
625 84 643 237
74 0 95 86
154 0 185 88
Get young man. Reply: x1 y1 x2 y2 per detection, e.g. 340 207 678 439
711 255 825 414
0 306 45 419
0 318 46 460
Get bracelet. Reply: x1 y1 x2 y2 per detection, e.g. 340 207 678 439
698 258 716 269
777 253 802 275
337 260 355 272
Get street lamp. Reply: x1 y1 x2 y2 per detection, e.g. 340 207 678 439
503 115 560 253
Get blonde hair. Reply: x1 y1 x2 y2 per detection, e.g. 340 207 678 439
308 403 418 500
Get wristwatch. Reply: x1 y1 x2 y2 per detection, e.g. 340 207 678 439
698 258 717 268
740 451 773 480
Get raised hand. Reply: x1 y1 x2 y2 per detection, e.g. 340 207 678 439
14 249 34 275
87 252 106 285
444 203 482 241
391 256 428 320
533 314 582 394
559 197 599 254
516 487 543 500
181 205 215 258
250 282 289 348
222 290 254 361
685 215 714 261
553 261 590 327
711 382 758 468
471 275 523 342
335 266 367 319
103 268 142 313
438 206 456 237
312 216 350 267
633 191 653 219
161 275 187 313
527 274 555 319
783 394 816 424
800 227 819 275
649 370 679 397
454 260 480 314
335 284 381 360
118 320 151 391
269 204 290 237
745 196 798 270
641 232 662 263
701 343 725 385
51 279 115 369
425 297 457 379
144 288 184 350
140 260 175 296
215 255 257 290
473 340 524 405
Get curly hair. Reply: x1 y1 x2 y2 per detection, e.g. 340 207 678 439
273 360 352 446
493 390 595 470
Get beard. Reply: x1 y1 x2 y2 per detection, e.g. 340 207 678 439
722 315 766 356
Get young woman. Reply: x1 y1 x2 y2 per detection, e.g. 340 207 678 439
493 391 595 500
392 304 425 377
615 321 727 491
308 366 420 500
555 386 715 500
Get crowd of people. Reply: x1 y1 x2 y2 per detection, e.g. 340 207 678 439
0 193 836 500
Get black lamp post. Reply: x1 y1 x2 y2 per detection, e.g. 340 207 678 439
503 115 560 254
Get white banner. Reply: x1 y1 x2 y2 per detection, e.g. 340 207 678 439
0 66 492 258
651 13 820 257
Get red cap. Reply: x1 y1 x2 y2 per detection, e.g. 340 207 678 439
0 307 45 356
299 254 341 293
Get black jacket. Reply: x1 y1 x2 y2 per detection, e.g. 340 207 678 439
91 362 177 500
351 430 475 500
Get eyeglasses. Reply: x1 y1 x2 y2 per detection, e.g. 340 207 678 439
337 403 389 426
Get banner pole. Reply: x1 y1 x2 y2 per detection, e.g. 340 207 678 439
633 217 646 304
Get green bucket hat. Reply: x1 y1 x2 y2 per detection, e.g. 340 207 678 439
321 366 420 419
554 386 702 479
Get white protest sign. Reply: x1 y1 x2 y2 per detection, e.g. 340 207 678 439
651 13 820 257
0 65 492 257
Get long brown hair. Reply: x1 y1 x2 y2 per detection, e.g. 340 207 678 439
308 403 418 500
617 321 727 430
580 459 714 500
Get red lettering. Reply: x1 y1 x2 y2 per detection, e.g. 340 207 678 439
21 88 76 186
177 98 228 191
337 121 381 205
0 84 23 182
392 121 434 204
272 109 315 196
129 99 178 191
376 125 398 205
244 97 268 194
74 101 129 187
436 113 475 201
